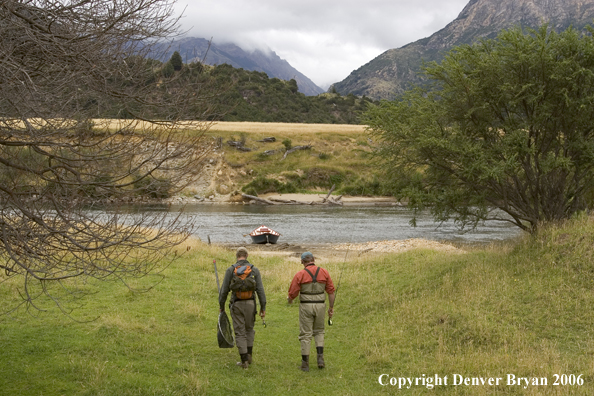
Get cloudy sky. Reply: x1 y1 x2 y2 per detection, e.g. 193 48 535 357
173 0 470 89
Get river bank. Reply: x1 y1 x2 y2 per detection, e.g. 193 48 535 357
214 238 467 265
168 191 400 206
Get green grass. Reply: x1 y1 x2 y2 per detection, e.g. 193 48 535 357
2 217 594 395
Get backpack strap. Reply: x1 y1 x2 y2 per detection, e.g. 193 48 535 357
303 266 321 283
233 262 252 271
300 266 325 299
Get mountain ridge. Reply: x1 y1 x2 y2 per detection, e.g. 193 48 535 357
156 37 325 96
332 0 594 100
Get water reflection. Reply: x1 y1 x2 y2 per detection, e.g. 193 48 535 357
133 204 523 245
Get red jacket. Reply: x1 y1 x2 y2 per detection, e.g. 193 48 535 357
288 264 335 300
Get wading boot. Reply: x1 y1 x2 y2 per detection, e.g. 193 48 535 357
236 353 249 369
236 361 249 369
316 347 325 369
301 355 309 372
247 347 253 365
317 354 325 369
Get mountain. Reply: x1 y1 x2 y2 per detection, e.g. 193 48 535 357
156 38 324 96
332 0 594 100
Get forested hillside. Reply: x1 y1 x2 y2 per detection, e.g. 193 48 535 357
152 37 325 96
100 58 373 124
209 64 372 124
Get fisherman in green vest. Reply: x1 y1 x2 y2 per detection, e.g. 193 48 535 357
219 247 266 369
287 251 335 372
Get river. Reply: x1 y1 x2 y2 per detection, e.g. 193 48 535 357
141 204 522 246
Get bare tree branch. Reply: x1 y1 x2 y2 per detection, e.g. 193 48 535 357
0 0 218 313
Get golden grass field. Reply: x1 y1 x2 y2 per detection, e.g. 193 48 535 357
206 121 367 135
91 119 367 135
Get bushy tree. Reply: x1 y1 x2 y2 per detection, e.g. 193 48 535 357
0 0 216 313
170 50 183 71
366 25 594 232
288 78 299 94
162 60 175 77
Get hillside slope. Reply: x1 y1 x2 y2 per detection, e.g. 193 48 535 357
172 122 385 203
333 0 594 99
155 37 324 96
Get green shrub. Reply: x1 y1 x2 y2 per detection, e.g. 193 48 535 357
282 138 292 150
134 176 172 199
161 61 174 78
302 167 347 189
241 176 298 194
337 176 390 196
242 186 258 196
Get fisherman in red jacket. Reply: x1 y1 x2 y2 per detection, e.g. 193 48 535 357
287 251 335 372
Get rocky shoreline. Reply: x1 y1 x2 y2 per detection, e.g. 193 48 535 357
332 239 464 254
215 238 465 264
167 192 401 206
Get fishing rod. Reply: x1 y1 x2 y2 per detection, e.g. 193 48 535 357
328 242 349 326
213 259 220 293
328 187 362 326
255 287 267 328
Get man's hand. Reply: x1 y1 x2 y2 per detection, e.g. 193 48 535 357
328 307 334 318
259 310 266 319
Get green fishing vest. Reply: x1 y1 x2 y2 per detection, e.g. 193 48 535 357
300 266 326 303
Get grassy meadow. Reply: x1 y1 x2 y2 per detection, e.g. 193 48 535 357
2 215 594 395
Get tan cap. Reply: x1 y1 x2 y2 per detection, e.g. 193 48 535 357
236 247 248 258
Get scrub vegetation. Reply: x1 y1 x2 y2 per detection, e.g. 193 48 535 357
2 215 594 395
202 123 390 197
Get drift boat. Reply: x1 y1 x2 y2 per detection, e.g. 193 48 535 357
249 225 281 244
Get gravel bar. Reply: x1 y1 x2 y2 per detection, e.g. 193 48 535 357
332 238 464 254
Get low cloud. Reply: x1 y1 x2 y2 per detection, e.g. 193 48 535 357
174 0 469 88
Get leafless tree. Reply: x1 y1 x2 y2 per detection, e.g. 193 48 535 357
0 0 217 314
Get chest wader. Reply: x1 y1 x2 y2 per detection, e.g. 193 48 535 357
300 267 326 303
299 266 326 371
